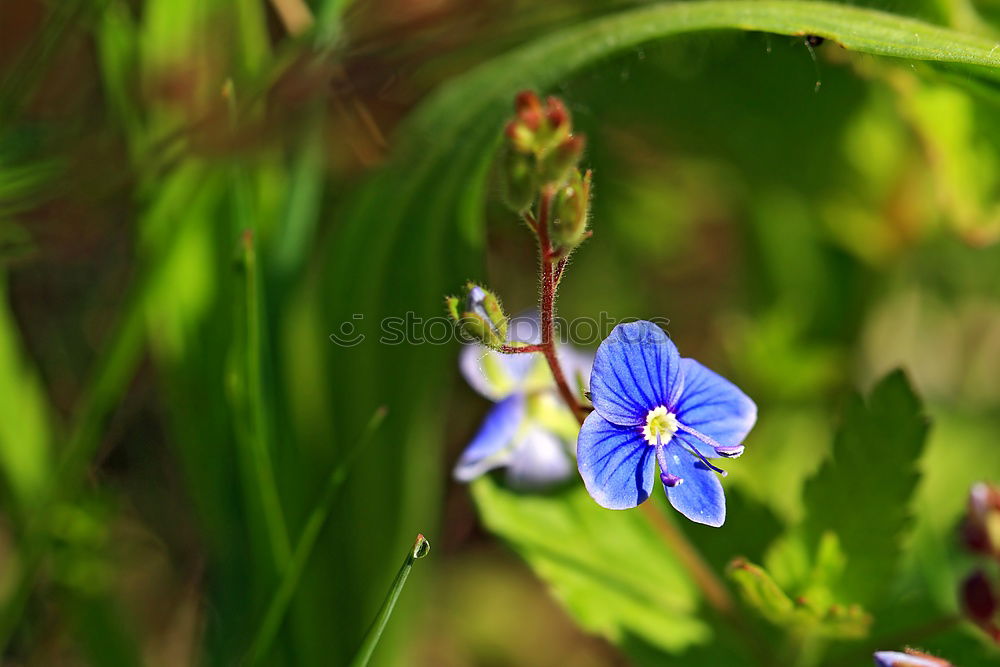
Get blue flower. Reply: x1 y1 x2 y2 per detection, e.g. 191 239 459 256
577 321 756 526
873 650 950 667
454 314 593 489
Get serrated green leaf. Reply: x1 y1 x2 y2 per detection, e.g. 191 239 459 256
728 551 871 642
728 558 796 624
471 476 709 654
789 370 930 607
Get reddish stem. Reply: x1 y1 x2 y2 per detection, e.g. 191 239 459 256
536 189 586 423
553 257 568 286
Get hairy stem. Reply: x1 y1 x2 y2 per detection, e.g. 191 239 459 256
536 189 586 423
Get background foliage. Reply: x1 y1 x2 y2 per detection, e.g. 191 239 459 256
2 0 1000 664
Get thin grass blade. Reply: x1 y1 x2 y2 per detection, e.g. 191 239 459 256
348 534 431 667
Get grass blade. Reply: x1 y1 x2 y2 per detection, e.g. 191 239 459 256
348 533 431 667
238 230 292 570
246 406 387 665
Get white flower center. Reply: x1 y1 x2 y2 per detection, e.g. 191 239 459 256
643 406 679 446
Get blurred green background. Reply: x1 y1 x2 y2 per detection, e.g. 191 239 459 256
3 0 1000 664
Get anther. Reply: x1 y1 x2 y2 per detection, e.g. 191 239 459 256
661 472 683 487
677 422 744 459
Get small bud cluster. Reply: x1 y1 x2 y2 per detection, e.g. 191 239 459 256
501 91 591 257
449 91 594 348
958 483 1000 643
446 283 508 348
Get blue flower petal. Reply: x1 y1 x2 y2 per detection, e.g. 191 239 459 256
590 321 682 426
661 440 726 527
577 410 655 509
458 344 524 400
674 358 757 459
459 312 543 400
453 394 524 482
506 426 573 490
872 651 945 667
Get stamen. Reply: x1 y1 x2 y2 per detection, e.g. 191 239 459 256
676 422 745 458
685 441 728 477
715 445 745 458
654 435 684 487
656 431 726 479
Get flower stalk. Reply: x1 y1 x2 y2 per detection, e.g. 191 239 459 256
498 94 740 627
534 187 587 424
456 90 747 633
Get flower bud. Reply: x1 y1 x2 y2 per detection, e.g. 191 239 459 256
505 91 576 157
961 483 1000 559
545 96 569 131
515 90 542 116
506 119 536 154
550 169 591 252
445 295 461 321
506 91 545 153
500 146 538 212
539 134 585 186
961 569 998 626
540 96 571 148
446 283 508 347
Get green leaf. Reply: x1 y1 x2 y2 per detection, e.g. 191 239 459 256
728 558 796 624
232 230 291 573
0 274 52 509
732 539 871 642
471 477 709 654
397 0 1000 174
779 370 930 607
246 407 386 665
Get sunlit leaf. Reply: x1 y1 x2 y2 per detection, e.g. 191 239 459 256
0 275 51 508
471 476 708 653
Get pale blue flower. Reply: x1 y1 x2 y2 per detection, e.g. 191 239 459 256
454 315 592 489
577 321 756 526
873 650 950 667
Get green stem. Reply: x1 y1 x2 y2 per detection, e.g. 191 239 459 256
348 534 431 667
246 407 388 665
